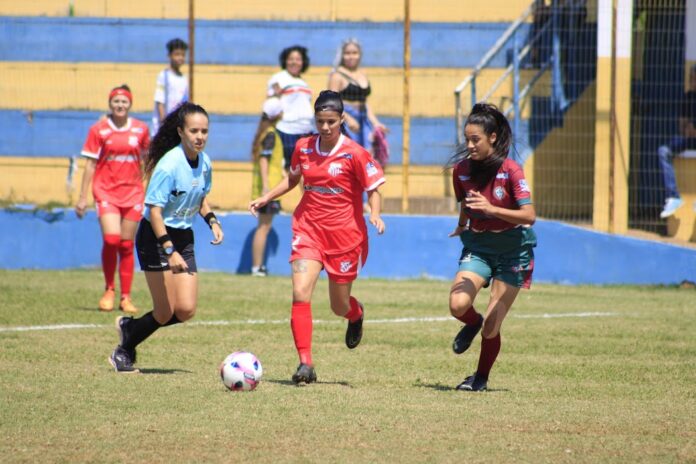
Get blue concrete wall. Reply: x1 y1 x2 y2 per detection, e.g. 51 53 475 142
0 110 453 164
0 17 526 68
1 209 694 285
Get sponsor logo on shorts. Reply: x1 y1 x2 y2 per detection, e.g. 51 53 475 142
101 200 109 207
494 186 505 199
133 204 142 211
291 235 301 251
328 162 343 177
366 162 378 177
340 261 353 273
460 252 472 263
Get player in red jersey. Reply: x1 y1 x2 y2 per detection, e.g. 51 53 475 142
75 85 150 314
249 90 386 384
447 103 537 392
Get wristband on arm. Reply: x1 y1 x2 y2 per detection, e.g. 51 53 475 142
204 212 220 229
157 234 172 246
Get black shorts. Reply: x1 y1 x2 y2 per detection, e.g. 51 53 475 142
136 218 197 273
257 200 281 215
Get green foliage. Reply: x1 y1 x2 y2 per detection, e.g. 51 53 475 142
1 270 694 463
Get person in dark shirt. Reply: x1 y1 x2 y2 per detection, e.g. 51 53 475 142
657 64 696 218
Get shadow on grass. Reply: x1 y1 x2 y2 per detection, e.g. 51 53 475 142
139 368 193 375
265 378 353 388
413 380 510 393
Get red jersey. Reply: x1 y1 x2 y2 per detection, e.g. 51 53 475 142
453 157 532 232
289 134 386 254
80 117 149 207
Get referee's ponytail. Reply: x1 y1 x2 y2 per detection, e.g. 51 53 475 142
146 102 209 176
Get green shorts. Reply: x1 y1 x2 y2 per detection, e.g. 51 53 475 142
458 245 535 289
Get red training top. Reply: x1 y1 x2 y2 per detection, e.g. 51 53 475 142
289 134 385 254
453 157 532 232
80 117 150 207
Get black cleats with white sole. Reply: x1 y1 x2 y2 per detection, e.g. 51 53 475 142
108 346 139 373
115 316 137 363
456 373 487 391
292 363 317 384
345 303 364 349
452 314 483 354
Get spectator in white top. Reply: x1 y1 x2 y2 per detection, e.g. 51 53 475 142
152 38 189 135
267 45 314 169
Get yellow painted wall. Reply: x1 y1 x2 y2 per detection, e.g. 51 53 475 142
0 157 448 211
0 0 532 22
666 157 696 242
533 83 596 220
1 62 547 118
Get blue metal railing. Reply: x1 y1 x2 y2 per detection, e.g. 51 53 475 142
453 0 567 147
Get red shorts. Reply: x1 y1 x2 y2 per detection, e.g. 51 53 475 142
289 236 369 284
95 199 143 222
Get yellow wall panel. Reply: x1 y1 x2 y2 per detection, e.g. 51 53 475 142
1 0 529 22
0 157 447 210
2 62 543 118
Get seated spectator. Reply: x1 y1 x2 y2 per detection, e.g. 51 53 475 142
657 64 696 218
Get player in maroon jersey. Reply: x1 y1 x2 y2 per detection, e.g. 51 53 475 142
448 103 537 392
75 85 150 315
249 90 386 384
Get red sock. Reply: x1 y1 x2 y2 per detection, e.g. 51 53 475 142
344 296 363 322
102 234 120 290
476 333 501 380
291 301 313 365
455 306 481 326
118 239 134 298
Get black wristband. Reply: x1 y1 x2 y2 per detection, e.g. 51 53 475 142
157 234 172 246
204 212 219 229
458 222 466 228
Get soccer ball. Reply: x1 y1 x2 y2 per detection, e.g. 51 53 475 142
220 351 263 391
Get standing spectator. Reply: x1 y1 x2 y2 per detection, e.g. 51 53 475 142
75 85 149 314
249 91 386 384
250 98 285 277
447 103 537 392
328 38 388 165
267 45 314 169
152 38 189 134
657 64 696 218
109 102 224 373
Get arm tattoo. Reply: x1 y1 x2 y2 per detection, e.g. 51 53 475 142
292 260 308 273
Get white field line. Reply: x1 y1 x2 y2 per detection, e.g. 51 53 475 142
0 312 616 333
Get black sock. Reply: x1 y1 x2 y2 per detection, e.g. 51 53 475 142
122 311 161 351
163 313 182 326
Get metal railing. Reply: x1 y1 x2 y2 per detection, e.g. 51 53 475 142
453 0 566 148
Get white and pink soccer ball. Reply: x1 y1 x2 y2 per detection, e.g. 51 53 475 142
220 351 263 391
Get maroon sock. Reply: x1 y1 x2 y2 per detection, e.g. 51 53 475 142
344 296 363 323
455 306 481 326
102 234 120 290
476 333 501 380
291 301 313 365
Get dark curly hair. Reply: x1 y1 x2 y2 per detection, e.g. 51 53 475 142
447 102 513 189
146 102 208 176
279 45 310 74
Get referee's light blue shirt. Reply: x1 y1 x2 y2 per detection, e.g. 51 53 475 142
144 145 212 229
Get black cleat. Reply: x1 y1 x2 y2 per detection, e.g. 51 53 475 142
291 363 317 384
452 314 483 354
115 316 137 363
108 346 139 373
456 373 487 391
345 303 364 349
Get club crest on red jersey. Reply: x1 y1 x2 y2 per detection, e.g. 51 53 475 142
328 162 343 177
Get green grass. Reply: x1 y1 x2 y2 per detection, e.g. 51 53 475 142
1 270 695 463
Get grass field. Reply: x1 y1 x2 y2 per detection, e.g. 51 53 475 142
1 269 695 463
